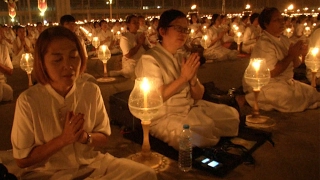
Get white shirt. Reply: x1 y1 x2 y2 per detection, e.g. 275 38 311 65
0 44 12 81
11 81 110 171
97 29 114 47
120 32 145 61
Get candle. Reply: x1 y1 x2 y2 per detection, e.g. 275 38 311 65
252 59 261 78
190 29 195 38
203 35 208 49
236 32 242 44
141 77 150 109
101 45 106 57
25 53 30 68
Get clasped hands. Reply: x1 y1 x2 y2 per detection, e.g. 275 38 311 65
61 111 87 145
180 53 200 85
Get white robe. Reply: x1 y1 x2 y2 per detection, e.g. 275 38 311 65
0 44 13 102
118 32 146 78
242 25 261 53
11 81 156 179
243 31 320 112
203 25 238 61
306 28 320 85
136 43 239 150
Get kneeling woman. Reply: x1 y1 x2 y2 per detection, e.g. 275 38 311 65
135 9 239 150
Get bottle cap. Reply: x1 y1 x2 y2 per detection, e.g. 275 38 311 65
183 124 190 129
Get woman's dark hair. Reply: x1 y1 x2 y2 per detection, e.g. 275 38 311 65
297 15 307 24
157 9 186 42
250 13 260 24
258 7 279 30
125 14 138 24
189 13 199 24
59 14 76 25
210 14 220 27
34 26 87 85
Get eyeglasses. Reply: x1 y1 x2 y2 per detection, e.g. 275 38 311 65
167 25 191 34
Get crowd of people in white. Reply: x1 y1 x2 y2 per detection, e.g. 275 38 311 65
0 12 319 102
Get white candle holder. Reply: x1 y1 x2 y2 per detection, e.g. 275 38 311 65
96 45 115 83
92 37 100 56
234 32 243 52
244 58 274 128
200 35 209 49
128 77 166 170
20 53 34 87
284 28 293 38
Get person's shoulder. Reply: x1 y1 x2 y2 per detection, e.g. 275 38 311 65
17 84 46 102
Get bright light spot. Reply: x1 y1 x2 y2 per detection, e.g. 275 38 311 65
141 78 150 93
245 4 251 9
40 12 44 16
157 6 161 9
288 4 294 11
311 47 319 56
191 5 197 10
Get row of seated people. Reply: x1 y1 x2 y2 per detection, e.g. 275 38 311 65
1 7 320 179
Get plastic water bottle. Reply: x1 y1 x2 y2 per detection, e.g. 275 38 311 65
179 124 192 172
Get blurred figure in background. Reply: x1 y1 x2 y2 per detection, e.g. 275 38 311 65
242 13 261 54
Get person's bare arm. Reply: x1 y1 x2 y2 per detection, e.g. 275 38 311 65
0 63 13 75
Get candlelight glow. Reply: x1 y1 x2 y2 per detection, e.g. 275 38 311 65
141 77 150 93
311 47 319 56
252 60 261 72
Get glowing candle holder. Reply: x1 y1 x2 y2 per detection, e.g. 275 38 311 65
190 29 195 39
284 28 293 38
20 53 34 87
128 77 165 169
96 45 115 82
244 58 273 128
200 35 209 49
303 26 311 38
234 32 243 52
305 47 320 88
116 31 121 40
202 25 207 33
91 37 100 56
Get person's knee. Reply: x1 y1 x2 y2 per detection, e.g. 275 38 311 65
1 84 13 101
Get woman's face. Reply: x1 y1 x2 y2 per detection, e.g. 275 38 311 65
265 10 285 37
191 15 197 23
214 16 221 26
17 28 26 39
44 38 81 95
161 17 189 50
127 17 139 33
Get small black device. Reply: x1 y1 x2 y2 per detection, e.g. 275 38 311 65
194 156 223 170
193 147 243 177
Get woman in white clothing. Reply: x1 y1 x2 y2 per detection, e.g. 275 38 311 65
242 13 261 54
243 7 320 112
12 26 34 67
111 14 149 78
203 14 238 61
11 26 156 180
135 9 239 150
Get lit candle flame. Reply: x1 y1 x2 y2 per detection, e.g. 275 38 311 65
141 77 150 108
252 60 261 73
311 47 319 56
